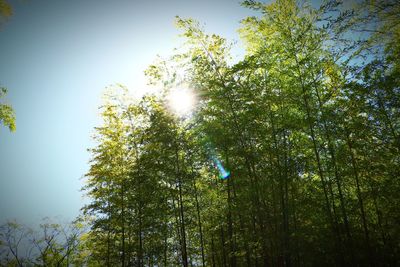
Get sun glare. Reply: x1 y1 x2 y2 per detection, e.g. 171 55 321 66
167 87 196 117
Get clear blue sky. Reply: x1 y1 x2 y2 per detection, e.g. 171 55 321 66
0 0 257 225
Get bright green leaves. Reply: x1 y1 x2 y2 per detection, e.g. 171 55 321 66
0 103 15 132
0 87 16 132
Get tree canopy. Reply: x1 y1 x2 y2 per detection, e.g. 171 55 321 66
76 1 399 265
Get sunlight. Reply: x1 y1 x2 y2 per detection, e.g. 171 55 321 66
167 87 196 117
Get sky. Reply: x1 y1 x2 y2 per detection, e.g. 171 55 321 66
0 0 257 226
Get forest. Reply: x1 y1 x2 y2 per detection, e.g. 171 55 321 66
1 0 399 266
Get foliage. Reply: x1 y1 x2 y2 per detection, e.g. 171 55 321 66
79 1 399 266
3 0 398 266
0 87 16 132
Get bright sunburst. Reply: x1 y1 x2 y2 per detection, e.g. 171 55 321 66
167 87 196 117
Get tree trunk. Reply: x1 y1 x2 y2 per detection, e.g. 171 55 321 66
345 129 374 266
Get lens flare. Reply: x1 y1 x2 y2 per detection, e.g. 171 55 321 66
206 144 230 180
212 155 231 180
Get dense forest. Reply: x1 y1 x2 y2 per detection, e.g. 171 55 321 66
1 0 399 266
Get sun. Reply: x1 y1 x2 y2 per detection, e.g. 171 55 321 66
167 87 196 117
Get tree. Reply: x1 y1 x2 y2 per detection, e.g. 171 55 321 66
0 219 83 267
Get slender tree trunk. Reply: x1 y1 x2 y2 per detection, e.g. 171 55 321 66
178 178 188 267
220 227 228 267
107 203 111 267
193 175 206 267
138 202 143 267
121 184 125 267
127 221 132 267
231 175 251 267
172 197 183 265
227 176 237 267
345 129 374 266
314 84 355 261
163 228 168 267
376 94 399 150
292 169 301 267
283 132 291 267
175 147 188 267
211 235 216 267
